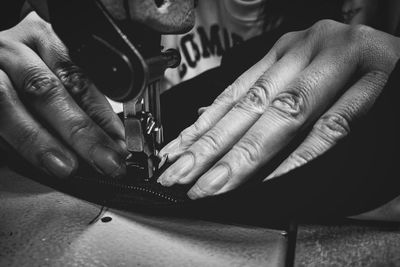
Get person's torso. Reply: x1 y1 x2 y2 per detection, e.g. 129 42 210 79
161 0 268 91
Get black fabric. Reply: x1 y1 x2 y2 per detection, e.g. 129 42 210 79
161 67 226 143
62 36 400 224
161 13 339 141
160 28 400 221
159 58 400 224
1 7 399 224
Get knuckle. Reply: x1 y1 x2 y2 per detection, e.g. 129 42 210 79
192 115 209 133
285 47 308 63
214 84 237 106
89 106 112 125
276 32 296 45
0 32 20 52
313 113 350 144
290 149 317 166
68 117 94 140
179 128 193 144
214 77 246 106
274 31 301 55
178 114 213 146
234 135 263 164
281 31 297 40
291 72 320 94
198 129 224 154
56 61 92 97
191 121 203 135
18 12 61 49
0 34 12 50
345 24 376 56
347 24 373 43
310 19 338 35
271 90 306 120
23 69 63 101
180 124 200 144
36 20 53 36
276 31 303 46
345 26 398 71
24 11 53 35
230 76 247 95
234 77 271 115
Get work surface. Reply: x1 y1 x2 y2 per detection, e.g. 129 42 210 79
1 166 400 267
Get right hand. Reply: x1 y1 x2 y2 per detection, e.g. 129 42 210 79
158 19 400 199
0 11 128 179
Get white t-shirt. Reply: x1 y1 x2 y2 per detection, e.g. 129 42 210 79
110 0 267 112
161 0 267 90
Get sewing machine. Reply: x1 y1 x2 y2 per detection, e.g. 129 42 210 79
2 1 400 265
0 3 292 265
47 0 180 181
27 0 400 214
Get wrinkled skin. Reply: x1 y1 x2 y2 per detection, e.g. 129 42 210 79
0 12 128 178
2 2 400 222
0 0 196 179
157 20 400 201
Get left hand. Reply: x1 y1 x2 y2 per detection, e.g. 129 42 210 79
157 20 400 199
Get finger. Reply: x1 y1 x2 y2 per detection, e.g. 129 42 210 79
197 106 209 116
9 12 126 149
159 55 278 161
158 48 311 186
158 32 302 161
187 52 359 199
266 70 389 179
0 69 77 178
0 42 126 178
55 61 127 150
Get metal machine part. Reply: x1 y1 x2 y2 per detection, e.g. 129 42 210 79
47 0 181 180
124 48 180 180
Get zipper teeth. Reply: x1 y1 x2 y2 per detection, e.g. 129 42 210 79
74 175 179 203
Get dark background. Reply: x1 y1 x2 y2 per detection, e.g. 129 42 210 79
0 0 25 30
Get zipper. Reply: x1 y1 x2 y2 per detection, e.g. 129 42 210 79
73 174 181 203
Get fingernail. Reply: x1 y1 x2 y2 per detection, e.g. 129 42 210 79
187 165 229 200
42 152 75 179
159 153 194 186
159 138 180 158
116 139 127 152
112 117 125 137
158 154 168 169
91 145 126 178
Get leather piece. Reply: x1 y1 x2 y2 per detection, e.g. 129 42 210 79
0 147 291 227
0 166 289 266
295 221 400 266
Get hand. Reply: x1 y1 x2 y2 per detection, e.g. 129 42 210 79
158 20 400 199
0 12 128 179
